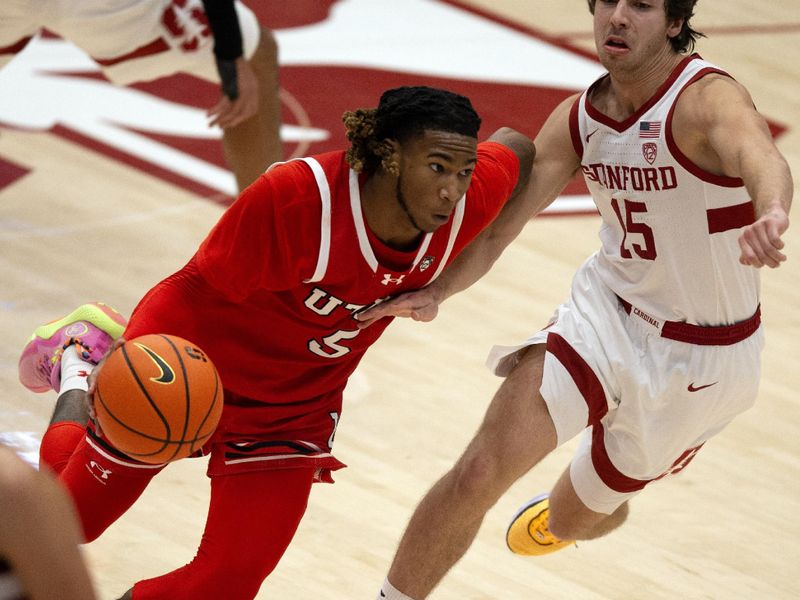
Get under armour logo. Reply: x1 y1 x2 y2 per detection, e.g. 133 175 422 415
86 460 113 484
381 273 406 286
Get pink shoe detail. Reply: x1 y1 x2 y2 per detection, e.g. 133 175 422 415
18 302 127 393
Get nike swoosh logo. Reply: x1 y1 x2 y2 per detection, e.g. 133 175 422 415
135 342 176 384
585 129 599 143
687 382 717 392
380 592 386 598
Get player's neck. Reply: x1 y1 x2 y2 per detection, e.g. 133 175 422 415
361 174 423 251
602 50 684 119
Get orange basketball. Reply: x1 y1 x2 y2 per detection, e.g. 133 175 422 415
93 334 223 464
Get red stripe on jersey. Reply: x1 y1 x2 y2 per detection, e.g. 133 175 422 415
93 37 170 66
569 96 583 158
585 54 697 133
706 201 755 234
545 332 608 424
0 36 32 55
665 66 746 187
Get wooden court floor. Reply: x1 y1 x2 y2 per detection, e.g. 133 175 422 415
0 1 798 598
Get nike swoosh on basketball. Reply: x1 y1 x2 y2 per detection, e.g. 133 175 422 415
688 382 717 392
585 129 599 143
135 342 176 384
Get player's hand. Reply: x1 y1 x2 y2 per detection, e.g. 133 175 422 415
207 57 259 129
738 204 789 268
356 288 442 329
86 337 126 436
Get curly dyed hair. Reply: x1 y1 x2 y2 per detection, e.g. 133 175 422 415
587 0 705 53
342 86 481 175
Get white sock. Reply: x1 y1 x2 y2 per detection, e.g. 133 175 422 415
378 578 416 600
59 345 94 393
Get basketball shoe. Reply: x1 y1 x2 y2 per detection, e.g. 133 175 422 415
506 493 575 556
19 302 127 394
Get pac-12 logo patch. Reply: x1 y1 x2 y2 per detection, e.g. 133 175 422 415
642 142 658 165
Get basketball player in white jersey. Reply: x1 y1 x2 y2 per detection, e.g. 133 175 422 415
0 0 280 190
361 1 793 598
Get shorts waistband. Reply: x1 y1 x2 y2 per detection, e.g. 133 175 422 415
617 296 760 346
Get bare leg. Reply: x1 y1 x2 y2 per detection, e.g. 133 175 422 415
49 390 89 426
387 345 558 599
548 467 629 541
222 27 282 190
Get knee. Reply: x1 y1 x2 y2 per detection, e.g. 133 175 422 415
449 451 508 508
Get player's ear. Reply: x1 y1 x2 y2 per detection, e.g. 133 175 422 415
380 138 401 177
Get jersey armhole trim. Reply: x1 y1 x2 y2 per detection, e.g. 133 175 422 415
299 157 332 283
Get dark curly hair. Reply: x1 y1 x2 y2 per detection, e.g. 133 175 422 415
343 86 481 175
587 0 705 53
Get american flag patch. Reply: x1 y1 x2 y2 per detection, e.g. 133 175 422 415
639 121 661 138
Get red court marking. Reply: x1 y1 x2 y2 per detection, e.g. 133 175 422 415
5 1 789 215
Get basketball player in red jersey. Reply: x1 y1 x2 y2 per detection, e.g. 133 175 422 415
364 2 793 599
17 86 535 599
0 0 280 190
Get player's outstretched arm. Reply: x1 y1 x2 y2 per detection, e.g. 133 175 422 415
202 0 260 129
689 75 793 268
0 445 98 600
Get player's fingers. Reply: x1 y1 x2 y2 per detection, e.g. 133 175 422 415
219 105 249 128
410 304 438 322
753 224 787 268
737 234 757 267
214 99 253 129
356 316 381 330
207 99 232 128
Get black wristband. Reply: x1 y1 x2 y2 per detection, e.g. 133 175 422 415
202 0 244 61
216 58 239 101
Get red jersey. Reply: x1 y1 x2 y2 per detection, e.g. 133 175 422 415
125 142 518 459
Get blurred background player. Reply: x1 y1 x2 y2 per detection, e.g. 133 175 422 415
0 443 98 600
0 0 281 190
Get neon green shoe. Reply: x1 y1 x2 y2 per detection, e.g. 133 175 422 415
506 494 575 556
19 302 127 393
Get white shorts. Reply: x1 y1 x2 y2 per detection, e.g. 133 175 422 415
487 256 764 514
0 0 260 84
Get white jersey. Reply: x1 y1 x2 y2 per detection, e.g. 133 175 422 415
0 0 260 85
571 54 759 326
